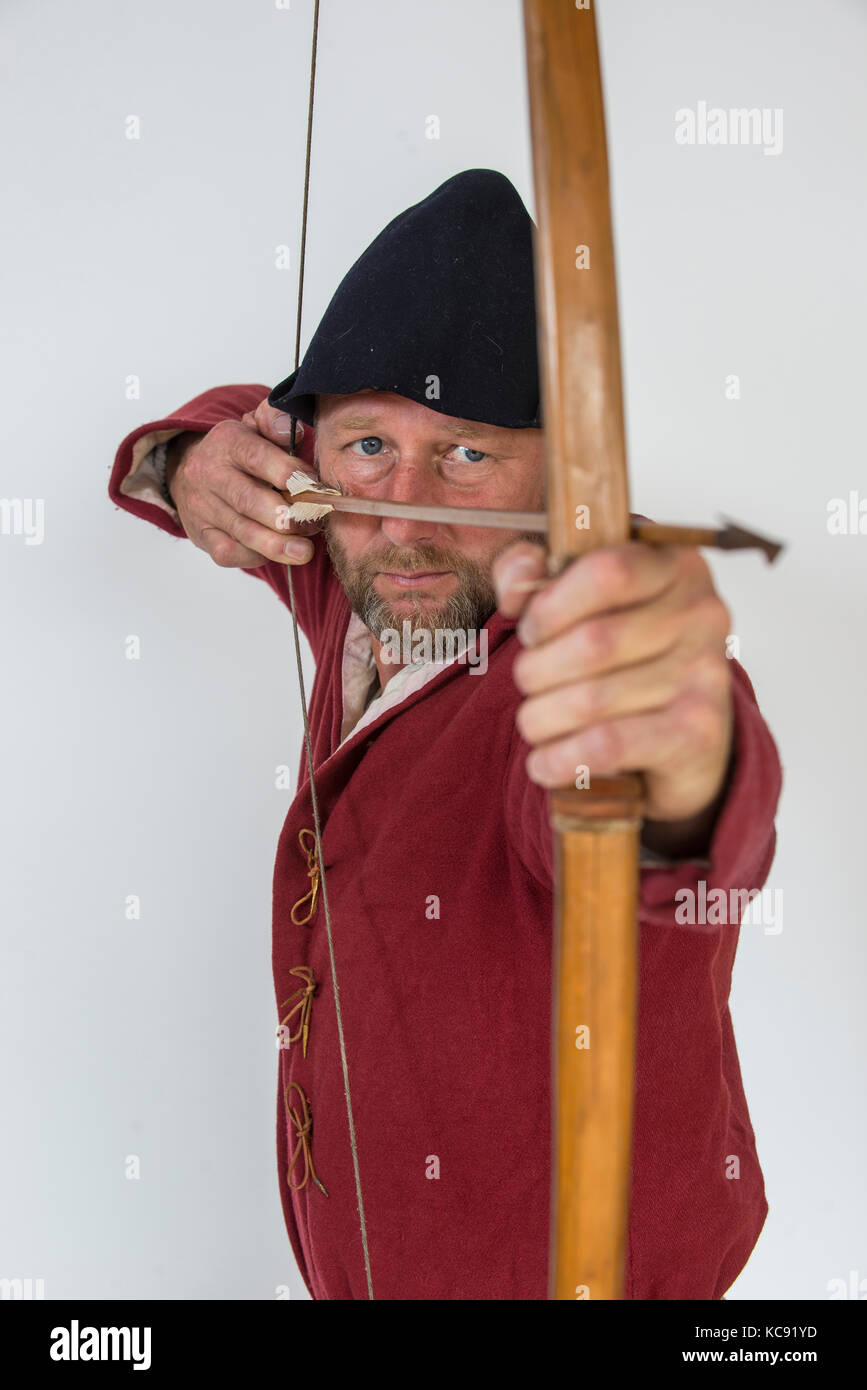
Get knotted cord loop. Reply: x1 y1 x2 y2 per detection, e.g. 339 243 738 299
284 1081 329 1196
290 828 321 925
278 965 317 1058
283 0 375 1299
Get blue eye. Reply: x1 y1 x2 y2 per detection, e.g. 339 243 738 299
351 437 383 456
455 446 486 463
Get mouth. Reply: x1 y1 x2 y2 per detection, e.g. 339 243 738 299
376 570 453 590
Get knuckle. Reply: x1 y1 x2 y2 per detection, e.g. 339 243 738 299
260 529 289 561
579 617 613 664
571 677 603 723
210 417 242 442
676 545 709 580
205 418 233 450
588 547 634 598
691 649 731 693
691 592 731 637
590 720 622 769
718 601 734 636
227 478 258 517
208 536 237 567
679 693 722 749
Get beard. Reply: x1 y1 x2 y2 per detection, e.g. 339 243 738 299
311 441 542 637
325 527 505 639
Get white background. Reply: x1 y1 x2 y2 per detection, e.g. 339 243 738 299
1 0 864 1300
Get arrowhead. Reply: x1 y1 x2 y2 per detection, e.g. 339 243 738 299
717 517 785 564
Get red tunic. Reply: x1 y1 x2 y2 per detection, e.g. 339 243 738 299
109 384 782 1300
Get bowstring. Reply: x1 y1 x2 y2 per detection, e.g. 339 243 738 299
284 0 375 1301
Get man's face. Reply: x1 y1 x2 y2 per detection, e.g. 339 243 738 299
315 390 545 637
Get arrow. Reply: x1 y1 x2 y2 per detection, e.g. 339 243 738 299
281 471 784 562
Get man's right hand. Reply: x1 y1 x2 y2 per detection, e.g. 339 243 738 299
165 404 319 568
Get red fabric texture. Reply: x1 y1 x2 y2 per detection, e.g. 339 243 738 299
109 385 782 1300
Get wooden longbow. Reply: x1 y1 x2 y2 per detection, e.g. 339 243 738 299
523 0 639 1302
282 0 780 1303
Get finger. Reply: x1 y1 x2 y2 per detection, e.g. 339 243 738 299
515 645 729 746
523 692 725 789
513 583 727 695
492 540 548 617
516 542 685 646
184 425 319 535
217 464 321 538
197 525 270 569
194 488 315 565
205 418 307 494
253 398 306 446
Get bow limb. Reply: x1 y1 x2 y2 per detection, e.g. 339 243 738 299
523 0 643 1300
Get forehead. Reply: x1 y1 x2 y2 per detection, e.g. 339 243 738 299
316 391 527 442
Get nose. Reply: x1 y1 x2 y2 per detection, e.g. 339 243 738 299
379 514 440 547
377 455 442 548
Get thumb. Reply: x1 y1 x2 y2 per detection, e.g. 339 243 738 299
492 540 547 618
253 398 307 448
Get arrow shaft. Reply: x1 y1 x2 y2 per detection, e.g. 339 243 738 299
284 490 782 562
284 488 548 533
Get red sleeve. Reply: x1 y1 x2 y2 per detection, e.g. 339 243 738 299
107 381 334 634
108 382 271 537
504 657 783 925
637 659 782 930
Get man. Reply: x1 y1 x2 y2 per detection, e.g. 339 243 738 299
109 169 781 1299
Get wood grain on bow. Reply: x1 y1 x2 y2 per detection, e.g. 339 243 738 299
523 0 641 1300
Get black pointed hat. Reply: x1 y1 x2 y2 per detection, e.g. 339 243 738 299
268 169 541 429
